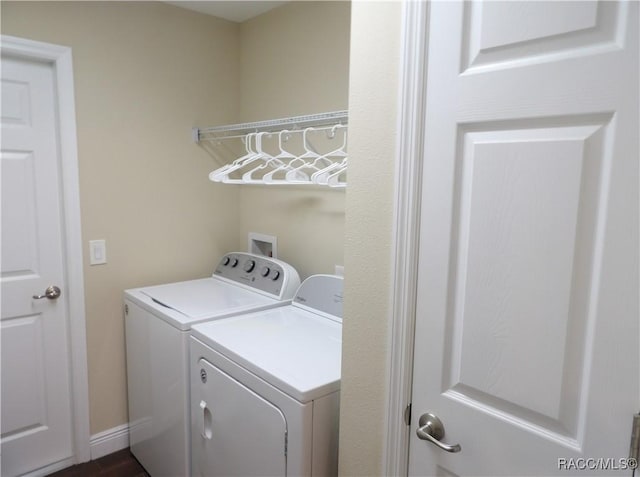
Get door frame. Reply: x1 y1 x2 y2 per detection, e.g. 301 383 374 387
1 35 90 466
383 2 430 476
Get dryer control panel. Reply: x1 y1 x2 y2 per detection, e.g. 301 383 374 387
213 252 300 300
293 274 343 320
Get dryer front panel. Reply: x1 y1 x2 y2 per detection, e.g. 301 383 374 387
193 358 287 477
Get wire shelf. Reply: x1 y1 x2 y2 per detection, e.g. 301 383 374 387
193 110 348 143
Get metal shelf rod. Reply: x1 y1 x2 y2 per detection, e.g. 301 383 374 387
193 110 348 143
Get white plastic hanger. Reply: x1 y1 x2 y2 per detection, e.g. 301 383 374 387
209 132 258 182
262 129 311 184
311 157 346 185
283 127 333 183
327 159 347 188
240 132 284 184
310 126 348 185
220 132 276 184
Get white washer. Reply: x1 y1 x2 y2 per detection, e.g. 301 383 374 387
189 274 343 477
124 252 300 477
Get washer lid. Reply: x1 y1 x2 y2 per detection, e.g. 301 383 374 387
139 278 277 320
191 306 341 403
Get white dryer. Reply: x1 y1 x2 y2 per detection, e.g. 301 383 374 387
189 274 343 477
124 252 300 477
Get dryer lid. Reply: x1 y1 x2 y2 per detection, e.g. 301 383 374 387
140 278 277 320
191 305 342 403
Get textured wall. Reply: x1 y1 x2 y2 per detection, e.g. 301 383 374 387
340 2 403 475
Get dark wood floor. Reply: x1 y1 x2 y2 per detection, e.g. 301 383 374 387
47 449 149 477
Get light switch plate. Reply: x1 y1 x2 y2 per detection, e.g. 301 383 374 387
89 239 107 265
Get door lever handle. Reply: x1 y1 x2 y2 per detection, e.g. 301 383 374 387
416 412 461 453
33 285 61 300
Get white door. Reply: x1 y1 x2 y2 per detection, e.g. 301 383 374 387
409 1 638 476
1 53 75 476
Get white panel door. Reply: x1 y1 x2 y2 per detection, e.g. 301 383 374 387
409 1 638 476
1 54 74 476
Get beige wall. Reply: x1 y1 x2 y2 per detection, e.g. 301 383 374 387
340 2 402 475
237 1 351 279
2 1 241 434
239 1 350 120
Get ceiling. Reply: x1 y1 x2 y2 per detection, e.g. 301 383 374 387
165 1 289 23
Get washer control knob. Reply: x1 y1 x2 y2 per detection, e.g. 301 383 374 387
230 258 239 267
271 270 281 281
261 266 270 277
222 257 230 266
244 260 256 273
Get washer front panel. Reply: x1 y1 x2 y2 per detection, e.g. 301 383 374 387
125 299 190 477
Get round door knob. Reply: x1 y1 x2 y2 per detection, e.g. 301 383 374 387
33 285 62 300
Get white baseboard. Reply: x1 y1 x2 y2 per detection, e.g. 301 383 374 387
89 423 130 460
